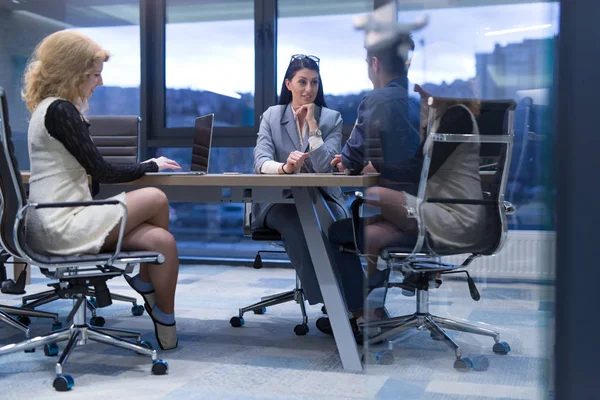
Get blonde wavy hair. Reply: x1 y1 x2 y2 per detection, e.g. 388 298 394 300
22 30 110 113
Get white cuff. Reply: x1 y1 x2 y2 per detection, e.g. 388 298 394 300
260 160 284 174
308 134 324 152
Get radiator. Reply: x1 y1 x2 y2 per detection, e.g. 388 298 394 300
441 230 556 281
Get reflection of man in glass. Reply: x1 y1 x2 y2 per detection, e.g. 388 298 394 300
330 35 421 179
314 35 423 335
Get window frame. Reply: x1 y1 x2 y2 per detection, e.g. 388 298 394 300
139 0 384 155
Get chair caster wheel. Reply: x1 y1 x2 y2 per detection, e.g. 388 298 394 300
17 316 31 326
44 343 59 357
493 341 511 355
230 316 244 327
253 254 263 269
363 350 394 365
24 347 35 353
453 357 473 371
88 297 97 308
52 321 63 331
152 359 169 375
253 307 266 315
90 316 105 327
321 305 327 315
471 355 490 371
53 374 74 391
131 305 145 316
294 324 309 336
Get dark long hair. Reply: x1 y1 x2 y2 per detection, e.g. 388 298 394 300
278 56 327 107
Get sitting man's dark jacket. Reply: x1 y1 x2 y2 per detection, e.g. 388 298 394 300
341 75 422 193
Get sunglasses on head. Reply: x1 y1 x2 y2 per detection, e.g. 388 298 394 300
290 54 320 66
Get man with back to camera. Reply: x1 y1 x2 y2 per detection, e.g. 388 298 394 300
330 33 421 182
315 31 426 334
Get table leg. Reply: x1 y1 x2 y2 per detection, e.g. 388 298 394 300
291 187 362 372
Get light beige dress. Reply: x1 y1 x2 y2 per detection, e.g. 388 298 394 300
25 97 126 255
404 104 486 249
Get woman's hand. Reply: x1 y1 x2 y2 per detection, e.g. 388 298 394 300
296 103 318 131
297 103 316 123
284 150 309 173
330 154 344 172
143 156 182 171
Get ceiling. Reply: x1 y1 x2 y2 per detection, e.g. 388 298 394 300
0 0 556 27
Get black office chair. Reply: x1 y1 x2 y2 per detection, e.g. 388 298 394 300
229 203 311 335
0 89 61 332
344 97 517 371
0 88 168 391
20 115 146 326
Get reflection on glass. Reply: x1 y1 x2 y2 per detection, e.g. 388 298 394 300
0 0 140 170
352 3 556 398
165 0 254 128
277 0 373 125
398 1 559 230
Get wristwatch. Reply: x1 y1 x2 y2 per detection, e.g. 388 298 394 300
309 128 321 137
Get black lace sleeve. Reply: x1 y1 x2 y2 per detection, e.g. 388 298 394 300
44 100 158 183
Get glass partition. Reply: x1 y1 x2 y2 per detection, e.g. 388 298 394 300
354 3 557 399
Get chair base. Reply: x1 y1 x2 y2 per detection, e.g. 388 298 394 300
0 294 166 391
361 289 509 370
230 275 309 334
0 309 29 335
21 286 140 324
0 304 59 330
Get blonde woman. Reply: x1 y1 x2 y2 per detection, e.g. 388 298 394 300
23 30 180 350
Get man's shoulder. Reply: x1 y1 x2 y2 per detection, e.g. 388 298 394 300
362 85 407 107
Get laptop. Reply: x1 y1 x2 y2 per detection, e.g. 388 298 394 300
146 114 214 175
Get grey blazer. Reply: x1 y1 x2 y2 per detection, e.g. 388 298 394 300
252 103 348 229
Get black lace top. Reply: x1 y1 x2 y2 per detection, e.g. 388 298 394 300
44 99 158 183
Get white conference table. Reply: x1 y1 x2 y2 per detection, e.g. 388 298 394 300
22 172 379 372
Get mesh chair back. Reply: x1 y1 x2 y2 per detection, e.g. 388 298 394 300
423 97 515 256
0 88 29 258
88 115 141 163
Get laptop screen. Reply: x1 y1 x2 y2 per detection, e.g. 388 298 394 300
190 114 214 173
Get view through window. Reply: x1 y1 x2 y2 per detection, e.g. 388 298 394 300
165 0 255 128
0 0 140 170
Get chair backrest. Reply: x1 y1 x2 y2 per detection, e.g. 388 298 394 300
87 115 141 163
420 97 516 256
0 87 29 258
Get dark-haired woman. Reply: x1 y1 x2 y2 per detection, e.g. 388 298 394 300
252 55 364 333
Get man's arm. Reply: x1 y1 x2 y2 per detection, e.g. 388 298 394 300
341 96 374 174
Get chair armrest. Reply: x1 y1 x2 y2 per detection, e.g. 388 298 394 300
503 201 515 215
425 197 497 205
15 200 128 268
348 192 365 253
243 203 252 236
29 199 122 209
